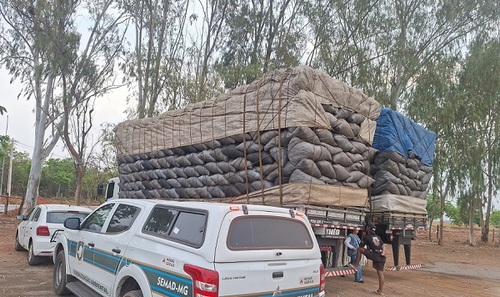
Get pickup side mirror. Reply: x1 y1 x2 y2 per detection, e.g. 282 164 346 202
16 215 25 221
64 217 81 230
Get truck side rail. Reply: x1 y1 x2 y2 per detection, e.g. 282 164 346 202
369 211 427 231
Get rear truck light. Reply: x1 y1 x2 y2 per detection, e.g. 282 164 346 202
320 264 326 293
184 264 219 297
36 225 50 236
229 206 240 211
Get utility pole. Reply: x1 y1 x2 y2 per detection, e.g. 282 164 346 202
2 116 9 214
0 115 8 196
7 138 13 197
4 138 14 214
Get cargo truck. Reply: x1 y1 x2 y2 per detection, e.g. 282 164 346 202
105 66 435 276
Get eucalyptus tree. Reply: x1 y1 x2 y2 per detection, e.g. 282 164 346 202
456 38 500 243
0 0 66 212
120 0 191 118
425 193 440 241
0 0 128 210
410 36 500 244
306 0 498 110
55 0 128 205
409 55 460 244
304 0 391 101
216 0 305 89
185 0 229 103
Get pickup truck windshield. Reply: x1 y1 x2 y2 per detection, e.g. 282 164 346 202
227 216 313 250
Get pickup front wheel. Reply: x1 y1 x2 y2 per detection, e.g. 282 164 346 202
28 242 40 266
53 250 71 295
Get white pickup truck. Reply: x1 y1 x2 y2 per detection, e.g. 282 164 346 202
52 199 326 297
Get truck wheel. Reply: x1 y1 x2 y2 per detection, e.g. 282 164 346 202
53 250 71 295
28 242 40 266
123 290 143 297
15 232 23 251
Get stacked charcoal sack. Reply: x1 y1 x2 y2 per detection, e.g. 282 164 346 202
114 66 381 207
370 108 437 213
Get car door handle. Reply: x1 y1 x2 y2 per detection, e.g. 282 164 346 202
112 248 121 254
88 242 95 248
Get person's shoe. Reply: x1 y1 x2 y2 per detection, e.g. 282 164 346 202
354 280 364 283
349 264 358 272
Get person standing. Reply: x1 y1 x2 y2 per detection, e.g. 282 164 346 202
345 228 363 283
350 222 386 296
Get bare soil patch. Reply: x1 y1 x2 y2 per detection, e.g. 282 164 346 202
1 200 499 297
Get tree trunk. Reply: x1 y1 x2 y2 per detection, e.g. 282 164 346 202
428 220 433 242
468 203 475 246
438 190 445 245
75 163 84 205
22 72 57 214
482 149 494 243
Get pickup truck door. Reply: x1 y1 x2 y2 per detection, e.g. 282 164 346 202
81 203 142 297
67 203 115 296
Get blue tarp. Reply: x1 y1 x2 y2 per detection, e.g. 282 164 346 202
372 108 437 166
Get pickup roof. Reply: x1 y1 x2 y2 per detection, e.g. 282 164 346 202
52 199 326 297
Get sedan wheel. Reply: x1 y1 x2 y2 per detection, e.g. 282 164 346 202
14 232 24 251
28 242 40 266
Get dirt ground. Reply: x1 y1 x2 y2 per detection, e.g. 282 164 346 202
1 199 500 297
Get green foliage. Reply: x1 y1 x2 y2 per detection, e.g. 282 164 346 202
216 0 304 89
0 135 11 160
491 211 500 228
9 151 31 196
444 202 463 226
444 202 481 227
40 158 75 198
426 193 441 223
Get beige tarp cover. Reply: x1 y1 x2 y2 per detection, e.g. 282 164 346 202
174 183 369 208
370 194 427 214
115 66 381 157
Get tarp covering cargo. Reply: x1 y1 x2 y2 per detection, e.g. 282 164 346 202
173 183 369 208
372 108 436 166
113 66 380 207
370 194 427 215
115 66 381 157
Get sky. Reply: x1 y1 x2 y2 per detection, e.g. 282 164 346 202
0 70 129 159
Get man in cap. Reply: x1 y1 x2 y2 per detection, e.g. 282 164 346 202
350 222 386 296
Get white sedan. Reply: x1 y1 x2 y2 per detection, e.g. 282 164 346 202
15 204 92 265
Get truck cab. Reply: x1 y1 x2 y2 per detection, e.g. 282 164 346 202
104 177 120 201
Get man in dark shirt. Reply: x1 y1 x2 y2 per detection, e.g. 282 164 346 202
350 222 386 295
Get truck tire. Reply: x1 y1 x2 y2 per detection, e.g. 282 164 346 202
123 290 143 297
53 250 71 295
28 242 40 266
15 232 23 251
